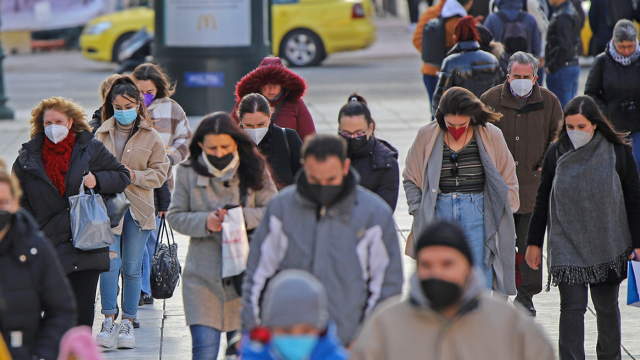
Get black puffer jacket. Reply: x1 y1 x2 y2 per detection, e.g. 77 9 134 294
545 0 582 73
89 107 102 135
0 210 76 360
257 123 303 189
584 45 640 133
432 41 503 114
348 138 399 212
12 131 131 274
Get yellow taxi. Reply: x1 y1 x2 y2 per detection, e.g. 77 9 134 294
80 0 376 67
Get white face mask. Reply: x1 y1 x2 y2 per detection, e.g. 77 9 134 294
244 127 269 145
567 128 594 150
510 79 534 97
44 123 70 144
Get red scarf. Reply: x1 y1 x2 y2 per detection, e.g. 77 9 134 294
41 132 76 196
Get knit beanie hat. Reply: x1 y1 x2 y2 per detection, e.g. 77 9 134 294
415 221 474 265
476 25 494 48
261 269 329 330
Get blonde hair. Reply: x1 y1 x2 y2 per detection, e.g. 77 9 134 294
0 157 21 198
100 74 122 101
29 97 92 138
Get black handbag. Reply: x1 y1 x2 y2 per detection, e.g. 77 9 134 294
104 192 131 228
151 217 181 299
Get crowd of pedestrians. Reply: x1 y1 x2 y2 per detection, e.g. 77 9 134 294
2 1 640 359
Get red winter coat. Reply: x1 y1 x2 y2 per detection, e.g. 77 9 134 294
233 57 316 141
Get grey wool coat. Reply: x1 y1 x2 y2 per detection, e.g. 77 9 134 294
168 160 278 331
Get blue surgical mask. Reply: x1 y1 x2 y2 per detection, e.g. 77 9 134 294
271 335 319 360
114 107 138 125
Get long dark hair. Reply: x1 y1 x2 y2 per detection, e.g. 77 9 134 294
102 75 150 126
132 63 175 99
338 93 375 133
435 87 501 129
556 96 631 147
188 112 268 191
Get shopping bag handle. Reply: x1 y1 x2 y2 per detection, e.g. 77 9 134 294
153 215 177 256
78 177 95 196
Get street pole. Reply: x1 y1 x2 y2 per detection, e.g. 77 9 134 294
0 14 14 120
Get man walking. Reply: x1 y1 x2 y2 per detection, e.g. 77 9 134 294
350 221 554 360
545 0 582 109
480 51 563 316
241 135 403 346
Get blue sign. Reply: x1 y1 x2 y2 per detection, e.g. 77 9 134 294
184 72 225 88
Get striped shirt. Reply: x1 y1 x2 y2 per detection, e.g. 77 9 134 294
440 138 485 194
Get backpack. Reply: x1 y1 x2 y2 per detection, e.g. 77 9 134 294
496 11 532 56
421 16 452 67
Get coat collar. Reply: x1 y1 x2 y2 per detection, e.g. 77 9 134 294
96 117 153 134
448 41 481 56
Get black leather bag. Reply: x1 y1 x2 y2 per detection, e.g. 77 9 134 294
151 217 181 299
104 192 131 228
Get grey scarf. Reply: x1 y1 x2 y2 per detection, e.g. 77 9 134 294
548 132 632 286
608 40 640 66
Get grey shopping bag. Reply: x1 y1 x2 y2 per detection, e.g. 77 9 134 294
68 178 115 250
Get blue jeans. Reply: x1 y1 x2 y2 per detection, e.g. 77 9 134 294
141 217 162 296
546 65 580 110
423 74 438 113
100 210 151 318
190 326 236 360
435 192 492 288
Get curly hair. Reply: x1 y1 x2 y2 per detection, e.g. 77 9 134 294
29 97 92 138
132 63 175 99
0 157 21 198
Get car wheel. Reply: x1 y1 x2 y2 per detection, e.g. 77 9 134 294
111 32 135 63
280 29 325 67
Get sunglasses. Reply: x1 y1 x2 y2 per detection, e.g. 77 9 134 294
450 152 459 177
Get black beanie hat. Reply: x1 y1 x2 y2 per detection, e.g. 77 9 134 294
415 221 474 266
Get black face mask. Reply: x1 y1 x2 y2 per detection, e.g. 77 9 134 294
347 137 370 153
308 183 344 206
0 210 12 231
420 278 463 311
206 153 234 170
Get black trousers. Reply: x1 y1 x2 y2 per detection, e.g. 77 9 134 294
514 213 542 307
67 269 102 327
407 0 434 23
558 282 621 360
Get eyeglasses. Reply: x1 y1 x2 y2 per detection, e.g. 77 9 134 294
450 152 459 177
339 130 368 140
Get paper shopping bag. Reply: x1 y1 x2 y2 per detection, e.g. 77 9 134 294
221 207 250 279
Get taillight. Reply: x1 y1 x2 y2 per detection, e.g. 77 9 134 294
352 3 365 18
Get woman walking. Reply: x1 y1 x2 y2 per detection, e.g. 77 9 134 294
584 19 640 171
233 57 316 141
0 158 76 360
94 75 170 349
237 93 302 189
132 63 193 305
526 95 640 360
403 87 519 294
168 112 277 360
338 93 399 211
12 97 130 328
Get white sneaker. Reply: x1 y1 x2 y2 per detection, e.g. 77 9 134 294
117 319 136 349
96 317 118 349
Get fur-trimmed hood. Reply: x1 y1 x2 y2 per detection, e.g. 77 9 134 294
234 57 308 103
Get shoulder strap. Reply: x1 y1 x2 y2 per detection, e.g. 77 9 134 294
281 127 291 158
271 95 287 122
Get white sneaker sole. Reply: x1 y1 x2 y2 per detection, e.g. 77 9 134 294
117 336 136 349
96 333 117 349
